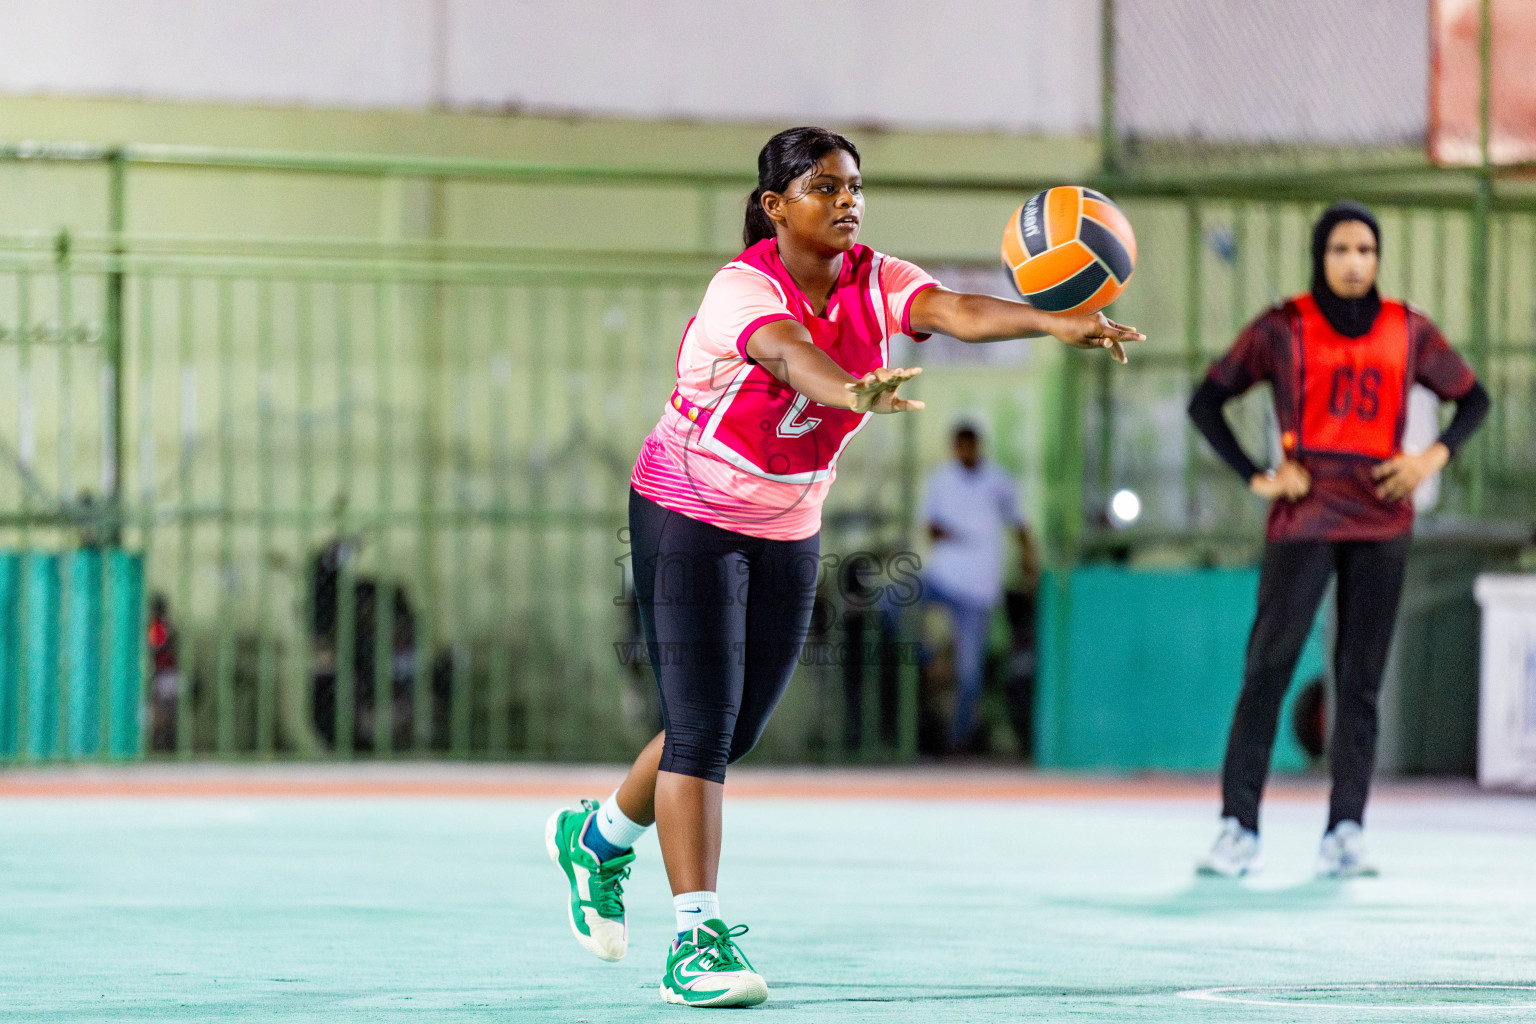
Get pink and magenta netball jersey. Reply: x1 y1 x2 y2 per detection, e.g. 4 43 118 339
631 239 937 540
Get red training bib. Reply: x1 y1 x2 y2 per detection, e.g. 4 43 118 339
1292 293 1410 461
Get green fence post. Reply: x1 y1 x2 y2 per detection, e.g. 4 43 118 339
1099 0 1119 177
1465 0 1494 516
55 230 74 762
254 276 277 758
174 275 197 759
214 278 237 756
1183 201 1204 527
134 273 155 760
1038 341 1085 767
449 283 473 759
335 280 358 760
14 269 34 763
105 148 127 547
413 275 440 755
372 279 396 757
487 285 513 758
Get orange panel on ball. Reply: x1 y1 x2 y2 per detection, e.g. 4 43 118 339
1044 187 1081 248
1000 204 1030 269
1010 238 1096 294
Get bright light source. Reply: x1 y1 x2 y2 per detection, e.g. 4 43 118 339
1108 488 1142 528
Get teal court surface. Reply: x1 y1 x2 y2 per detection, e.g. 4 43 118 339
1 765 1534 1022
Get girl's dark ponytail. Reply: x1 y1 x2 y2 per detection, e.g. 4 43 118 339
742 127 861 249
743 186 776 249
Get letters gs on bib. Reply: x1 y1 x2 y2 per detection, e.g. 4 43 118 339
1328 366 1384 421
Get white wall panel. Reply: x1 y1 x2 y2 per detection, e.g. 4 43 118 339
0 0 437 109
447 0 1099 132
0 0 1100 133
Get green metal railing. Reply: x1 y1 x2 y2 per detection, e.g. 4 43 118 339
0 143 945 762
0 142 1532 763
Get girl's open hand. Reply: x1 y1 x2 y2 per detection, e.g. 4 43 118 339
846 366 924 414
1048 312 1146 364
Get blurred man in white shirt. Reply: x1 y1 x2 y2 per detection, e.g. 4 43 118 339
921 423 1039 752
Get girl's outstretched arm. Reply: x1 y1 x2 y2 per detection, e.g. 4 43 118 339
909 287 1144 363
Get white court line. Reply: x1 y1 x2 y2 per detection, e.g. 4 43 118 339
1178 984 1536 1011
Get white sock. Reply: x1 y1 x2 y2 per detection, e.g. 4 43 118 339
595 790 649 850
674 891 720 936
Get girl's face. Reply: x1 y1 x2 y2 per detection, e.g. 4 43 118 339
763 149 864 254
1323 220 1379 299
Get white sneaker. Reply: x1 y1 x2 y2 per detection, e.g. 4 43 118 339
1196 816 1263 877
1315 820 1379 878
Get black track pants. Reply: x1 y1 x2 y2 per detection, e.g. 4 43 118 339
628 489 819 783
1220 535 1411 833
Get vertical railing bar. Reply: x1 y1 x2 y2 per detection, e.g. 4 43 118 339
1432 211 1449 324
1491 213 1511 481
133 271 156 762
254 276 277 758
95 532 111 760
296 280 317 755
1263 203 1282 304
105 149 127 546
603 284 632 757
1222 203 1248 531
487 283 513 759
526 285 548 757
13 269 34 763
566 285 589 758
449 283 473 758
1231 203 1248 334
1182 201 1203 529
214 276 236 757
371 278 396 758
174 275 196 758
605 284 629 758
56 232 75 761
1307 202 1318 293
412 277 439 755
1468 201 1490 516
99 156 126 761
335 279 357 760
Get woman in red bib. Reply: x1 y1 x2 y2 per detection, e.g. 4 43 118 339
1189 201 1489 878
546 127 1142 1008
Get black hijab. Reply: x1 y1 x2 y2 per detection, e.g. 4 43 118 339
1310 201 1382 338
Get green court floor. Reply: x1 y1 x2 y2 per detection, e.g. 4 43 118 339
0 768 1533 1022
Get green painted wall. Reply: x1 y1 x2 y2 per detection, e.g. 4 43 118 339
1035 565 1321 772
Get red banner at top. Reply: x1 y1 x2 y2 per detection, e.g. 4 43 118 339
1431 0 1536 166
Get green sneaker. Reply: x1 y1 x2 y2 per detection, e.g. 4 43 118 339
660 920 768 1008
544 799 634 961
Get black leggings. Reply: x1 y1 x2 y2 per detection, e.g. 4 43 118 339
629 489 819 783
1221 536 1411 833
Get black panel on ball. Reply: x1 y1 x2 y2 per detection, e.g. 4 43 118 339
1020 192 1049 257
1078 217 1135 284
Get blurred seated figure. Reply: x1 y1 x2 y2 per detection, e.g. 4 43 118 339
147 593 180 752
308 539 424 751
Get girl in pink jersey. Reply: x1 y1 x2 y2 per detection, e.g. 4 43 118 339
547 127 1143 1008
